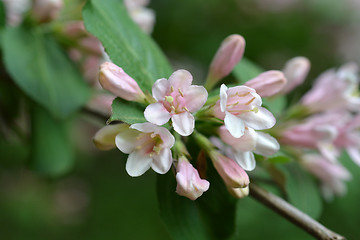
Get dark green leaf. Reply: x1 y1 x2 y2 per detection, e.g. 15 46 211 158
232 58 263 84
109 98 146 124
278 163 323 219
30 104 74 177
2 26 90 119
0 1 5 32
157 172 211 240
82 0 173 92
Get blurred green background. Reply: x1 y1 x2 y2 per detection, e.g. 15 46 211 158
1 0 360 239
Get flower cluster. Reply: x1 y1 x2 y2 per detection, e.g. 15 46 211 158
277 60 360 200
94 34 283 200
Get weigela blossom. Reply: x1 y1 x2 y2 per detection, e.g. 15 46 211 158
301 154 351 201
115 123 175 177
93 123 130 150
244 70 287 97
144 70 208 136
175 156 210 200
218 126 280 171
213 84 276 138
301 63 360 113
281 56 310 93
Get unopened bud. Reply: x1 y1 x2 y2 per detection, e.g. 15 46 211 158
206 34 246 90
282 57 310 93
32 0 63 23
93 124 129 150
211 152 249 188
99 62 146 103
245 70 287 97
228 186 249 198
175 156 210 200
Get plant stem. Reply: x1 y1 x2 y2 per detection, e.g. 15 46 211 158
249 184 346 240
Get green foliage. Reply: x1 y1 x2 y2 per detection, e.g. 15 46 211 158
109 98 146 124
2 26 90 119
82 0 173 93
262 96 286 116
232 58 263 83
267 152 293 164
30 104 74 177
0 1 5 34
278 163 323 219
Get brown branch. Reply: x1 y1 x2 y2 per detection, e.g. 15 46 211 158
249 184 346 240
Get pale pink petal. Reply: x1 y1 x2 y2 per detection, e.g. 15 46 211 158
151 148 173 174
115 128 140 154
220 84 228 112
347 147 360 166
172 112 195 136
154 127 176 148
144 103 171 125
168 70 193 90
240 107 276 130
254 132 280 156
219 126 257 152
130 122 157 133
317 142 339 163
184 85 208 112
224 111 245 138
233 151 256 171
93 124 129 150
152 78 170 101
126 150 152 177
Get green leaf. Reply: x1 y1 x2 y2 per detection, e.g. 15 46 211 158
232 58 263 84
109 98 146 124
82 0 173 92
0 1 5 32
262 96 286 116
2 26 91 119
267 152 293 164
278 163 323 219
30 104 74 177
157 172 211 240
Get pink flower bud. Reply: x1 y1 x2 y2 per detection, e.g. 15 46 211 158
99 62 146 103
206 34 245 89
32 0 63 23
93 123 129 150
211 152 249 188
228 186 249 199
175 157 210 200
282 57 310 93
245 70 287 97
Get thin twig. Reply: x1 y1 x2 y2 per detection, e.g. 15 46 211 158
249 184 346 240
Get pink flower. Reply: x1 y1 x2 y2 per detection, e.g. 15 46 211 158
32 0 63 23
213 84 276 138
175 156 210 200
218 126 280 171
301 154 351 201
281 56 310 93
115 123 175 177
144 70 208 136
99 62 146 103
244 70 287 97
205 34 246 90
301 63 360 113
210 152 249 188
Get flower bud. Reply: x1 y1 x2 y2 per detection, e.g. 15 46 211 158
93 123 129 150
87 94 115 117
206 34 245 89
245 70 287 97
282 57 310 93
32 0 63 23
211 152 249 188
228 186 249 199
175 157 210 200
99 62 146 103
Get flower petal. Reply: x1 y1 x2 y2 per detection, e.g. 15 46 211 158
93 123 129 150
184 85 208 112
144 103 171 125
220 84 228 112
219 126 257 152
233 151 256 171
172 112 195 136
130 122 158 133
240 107 276 130
152 78 170 101
224 111 245 138
154 126 175 148
125 150 152 177
168 69 193 90
115 128 140 154
347 147 360 166
254 132 280 156
151 148 173 174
